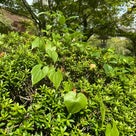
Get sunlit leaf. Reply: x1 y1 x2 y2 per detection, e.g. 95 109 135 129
46 49 58 63
64 91 87 114
48 69 63 89
111 120 119 136
31 37 45 50
105 123 112 136
31 64 49 86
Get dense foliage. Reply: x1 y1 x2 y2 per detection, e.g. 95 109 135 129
0 30 135 135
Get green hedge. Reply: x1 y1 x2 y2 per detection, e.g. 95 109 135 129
0 32 135 136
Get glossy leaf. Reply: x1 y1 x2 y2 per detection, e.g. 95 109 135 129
48 69 63 89
53 70 63 89
46 49 58 63
64 91 87 114
48 67 55 80
32 37 45 50
45 44 58 63
31 64 49 86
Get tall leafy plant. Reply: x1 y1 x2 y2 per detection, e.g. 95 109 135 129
31 36 63 89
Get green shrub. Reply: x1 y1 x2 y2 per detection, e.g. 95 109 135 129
0 31 135 135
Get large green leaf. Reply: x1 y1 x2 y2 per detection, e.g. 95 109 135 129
45 44 58 63
53 70 63 89
31 37 45 50
46 49 58 63
48 69 63 89
48 67 55 80
31 64 49 86
64 91 88 114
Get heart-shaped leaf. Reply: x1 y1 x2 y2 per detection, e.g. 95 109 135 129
48 69 63 89
31 64 49 86
64 91 87 114
32 37 45 50
48 67 55 80
46 49 58 63
53 70 63 89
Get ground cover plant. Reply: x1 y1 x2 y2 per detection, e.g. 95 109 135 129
0 25 136 135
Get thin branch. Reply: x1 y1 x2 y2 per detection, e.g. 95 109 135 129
21 0 42 32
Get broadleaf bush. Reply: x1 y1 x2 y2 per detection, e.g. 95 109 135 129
0 27 135 136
